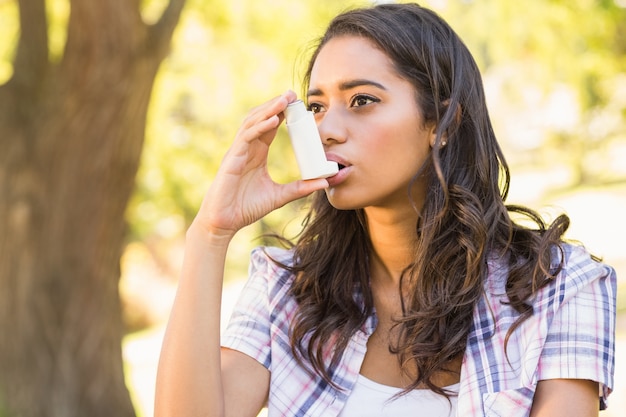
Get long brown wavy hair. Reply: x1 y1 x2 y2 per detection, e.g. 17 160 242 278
271 3 569 397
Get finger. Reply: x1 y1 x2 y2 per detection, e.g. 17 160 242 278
233 96 294 149
240 91 299 145
241 90 295 130
238 115 280 144
275 178 329 208
283 90 297 105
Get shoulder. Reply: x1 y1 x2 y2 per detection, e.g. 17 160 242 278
485 242 616 304
248 246 298 307
539 243 616 307
249 246 295 279
478 242 617 355
558 242 613 278
250 245 295 267
482 241 617 365
561 243 616 280
223 246 298 341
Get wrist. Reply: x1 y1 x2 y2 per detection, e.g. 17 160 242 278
186 221 235 249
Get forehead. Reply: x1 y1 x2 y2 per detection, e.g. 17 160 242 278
309 35 400 89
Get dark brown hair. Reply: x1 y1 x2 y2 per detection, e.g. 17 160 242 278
273 3 568 396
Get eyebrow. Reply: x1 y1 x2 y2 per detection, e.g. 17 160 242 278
307 79 387 97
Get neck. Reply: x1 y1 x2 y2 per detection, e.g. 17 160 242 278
365 206 419 286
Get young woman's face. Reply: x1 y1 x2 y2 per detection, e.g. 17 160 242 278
308 35 434 212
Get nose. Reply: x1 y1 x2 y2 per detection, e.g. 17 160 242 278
317 106 348 146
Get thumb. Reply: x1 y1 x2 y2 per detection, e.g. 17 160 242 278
278 178 329 206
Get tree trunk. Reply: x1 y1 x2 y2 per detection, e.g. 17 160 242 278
0 0 185 415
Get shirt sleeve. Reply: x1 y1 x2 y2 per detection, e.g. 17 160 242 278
535 245 617 409
221 247 274 370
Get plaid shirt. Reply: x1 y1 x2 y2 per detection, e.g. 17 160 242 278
222 244 616 417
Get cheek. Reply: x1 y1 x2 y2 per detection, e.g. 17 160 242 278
365 123 430 170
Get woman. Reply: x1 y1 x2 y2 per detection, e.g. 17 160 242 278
155 3 616 417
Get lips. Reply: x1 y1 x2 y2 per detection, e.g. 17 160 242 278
326 153 349 170
325 153 350 186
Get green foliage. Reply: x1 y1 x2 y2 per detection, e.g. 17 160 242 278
0 0 18 84
47 0 69 62
439 0 626 183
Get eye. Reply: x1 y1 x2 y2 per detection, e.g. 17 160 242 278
350 94 379 108
307 102 324 114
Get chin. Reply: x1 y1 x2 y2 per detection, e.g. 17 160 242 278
324 188 364 211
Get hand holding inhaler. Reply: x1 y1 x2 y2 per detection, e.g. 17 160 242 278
284 100 339 180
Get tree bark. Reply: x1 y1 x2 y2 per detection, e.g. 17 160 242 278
0 0 186 415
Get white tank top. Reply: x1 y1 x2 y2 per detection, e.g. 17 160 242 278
338 374 458 417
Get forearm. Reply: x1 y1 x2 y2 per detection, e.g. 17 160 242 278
154 225 233 417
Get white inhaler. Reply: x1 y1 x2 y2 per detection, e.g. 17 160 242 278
284 100 339 180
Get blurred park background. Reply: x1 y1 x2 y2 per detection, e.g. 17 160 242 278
0 0 624 416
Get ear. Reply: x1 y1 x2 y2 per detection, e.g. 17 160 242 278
429 100 462 148
428 124 439 148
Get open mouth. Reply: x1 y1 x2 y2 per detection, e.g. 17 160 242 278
337 163 347 170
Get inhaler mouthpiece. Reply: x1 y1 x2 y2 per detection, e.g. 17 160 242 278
284 100 339 180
